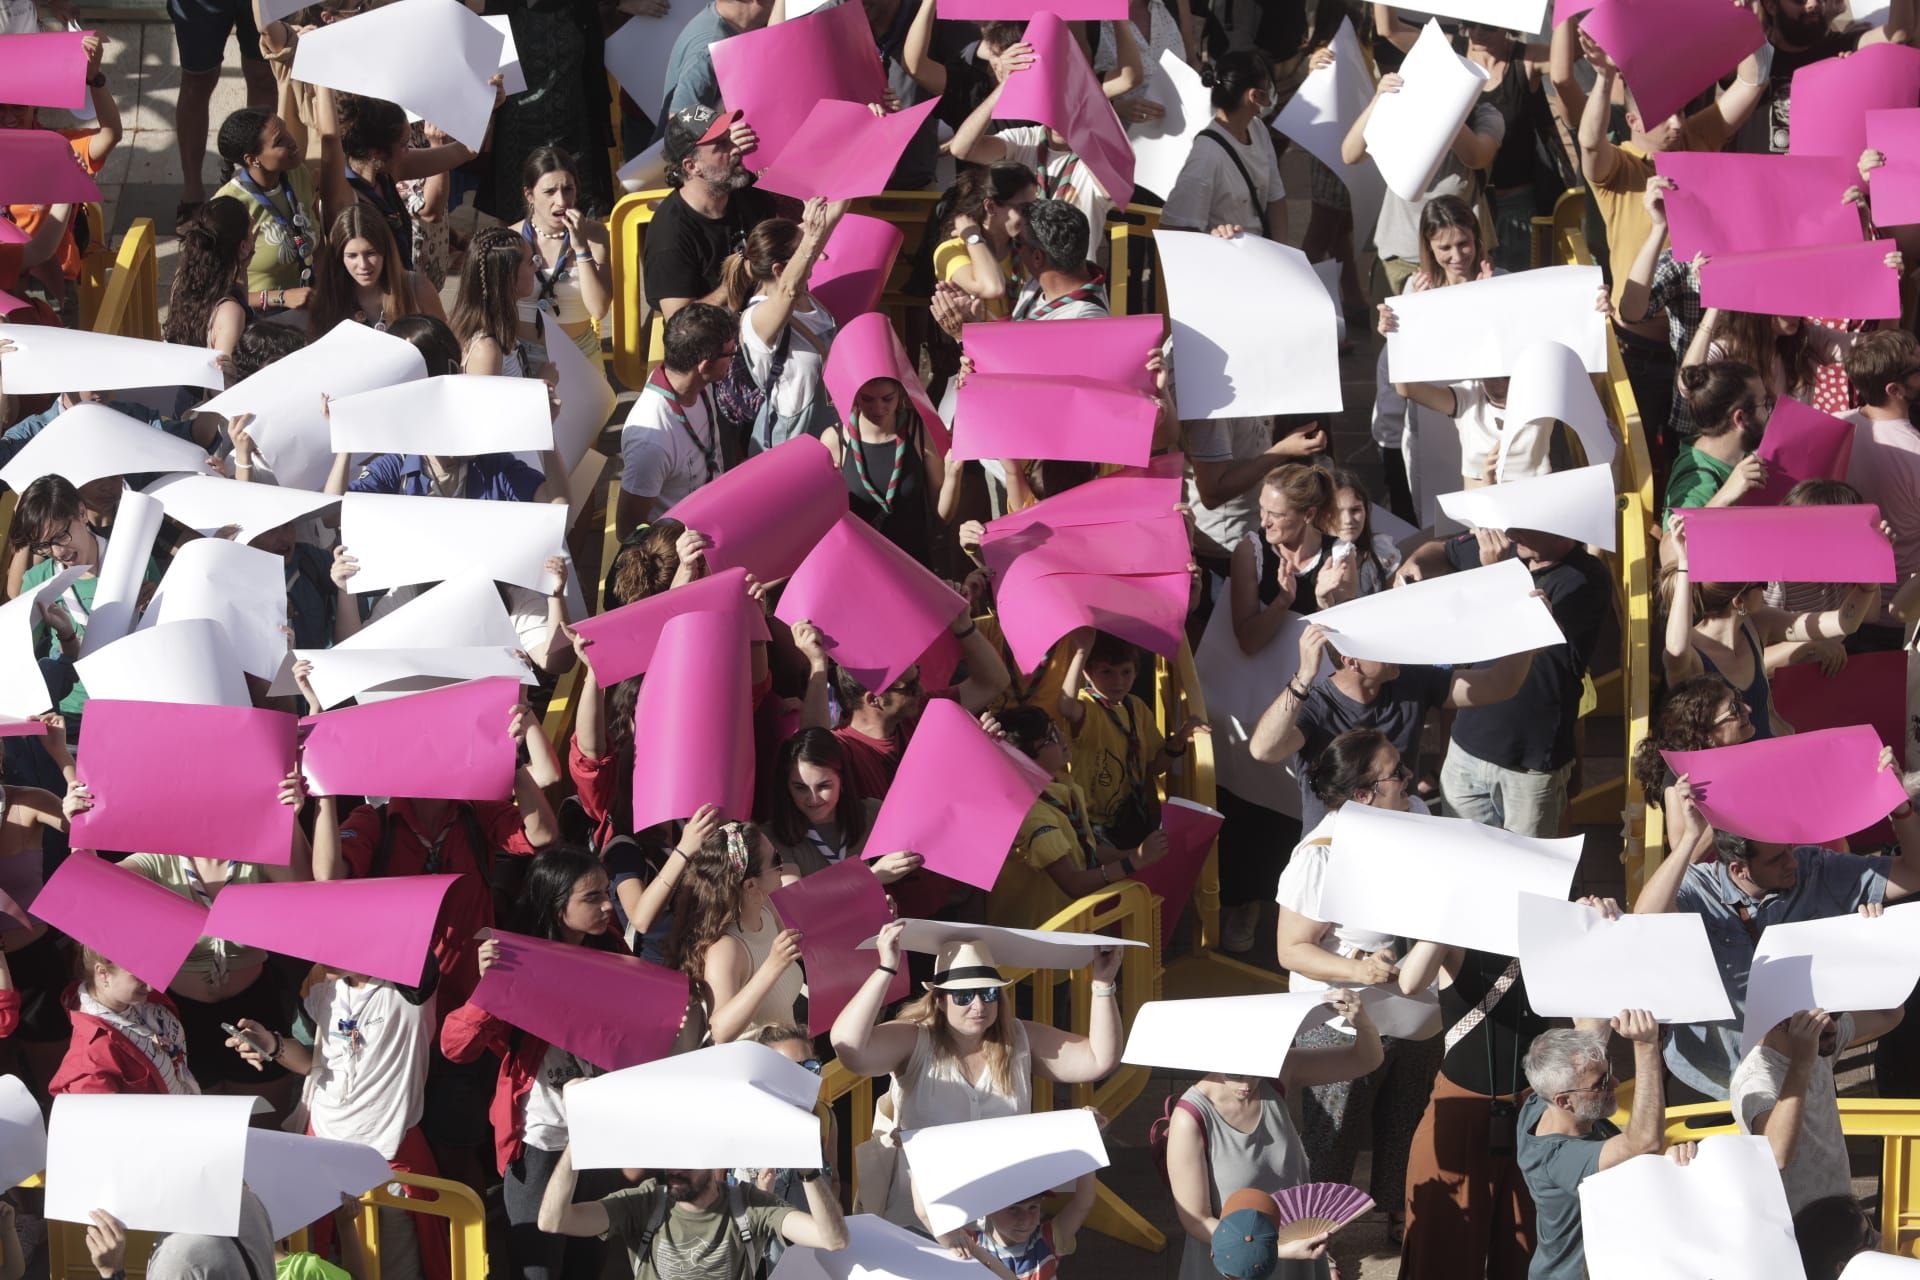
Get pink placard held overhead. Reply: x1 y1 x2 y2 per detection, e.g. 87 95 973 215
981 454 1184 554
776 515 965 694
757 97 942 202
823 311 948 455
30 852 208 990
1662 725 1909 845
0 717 47 738
71 701 297 866
629 608 755 829
668 436 848 582
570 567 768 687
1746 397 1854 507
0 853 39 933
940 0 1123 16
1773 650 1908 768
984 509 1192 583
1653 152 1862 260
992 11 1135 207
711 2 887 172
994 564 1192 674
470 930 690 1070
1866 109 1920 226
0 130 104 204
0 33 93 111
1791 43 1920 158
205 876 460 988
770 859 910 1035
863 699 1052 891
300 677 520 801
1677 504 1894 584
962 313 1164 394
1582 0 1762 128
809 215 903 324
1699 239 1903 322
953 374 1159 466
1130 798 1223 932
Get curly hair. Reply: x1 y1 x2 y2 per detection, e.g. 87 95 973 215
215 108 274 169
664 822 770 1010
335 92 409 165
164 196 252 348
608 519 689 605
449 226 527 360
1631 675 1741 803
308 204 422 337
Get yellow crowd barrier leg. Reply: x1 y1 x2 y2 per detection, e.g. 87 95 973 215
1083 1180 1168 1252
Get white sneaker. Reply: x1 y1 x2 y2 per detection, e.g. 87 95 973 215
1220 903 1259 954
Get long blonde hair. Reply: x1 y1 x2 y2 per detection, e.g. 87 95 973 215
896 986 1017 1095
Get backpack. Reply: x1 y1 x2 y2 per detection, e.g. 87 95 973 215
708 323 791 459
634 1183 767 1280
1147 1096 1208 1186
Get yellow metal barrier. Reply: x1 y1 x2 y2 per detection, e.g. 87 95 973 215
77 204 112 330
89 218 161 341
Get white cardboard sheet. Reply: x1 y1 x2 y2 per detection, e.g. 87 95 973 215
1194 602 1326 820
483 14 526 95
900 1109 1109 1236
0 326 224 396
137 537 292 680
1275 18 1386 246
0 1074 46 1191
144 473 340 545
568 1042 824 1171
291 0 505 150
340 492 567 594
76 490 163 658
244 1130 393 1238
1842 1256 1920 1279
44 1093 261 1236
0 564 91 718
1516 893 1734 1024
297 647 534 708
1320 803 1584 955
289 574 528 705
1310 557 1565 664
1156 229 1341 419
864 919 1149 972
74 618 253 708
1579 1136 1802 1280
1500 339 1615 477
1362 21 1490 202
1438 464 1619 551
328 374 555 458
605 4 701 128
1122 991 1340 1078
618 139 669 193
0 403 211 493
769 1215 998 1280
1385 265 1609 384
1129 49 1215 201
1740 902 1920 1054
543 312 616 473
1408 0 1550 33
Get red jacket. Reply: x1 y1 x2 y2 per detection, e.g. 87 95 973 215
48 986 184 1096
0 988 18 1040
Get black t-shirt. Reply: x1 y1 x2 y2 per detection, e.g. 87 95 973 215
1294 665 1451 810
641 186 776 308
1746 29 1860 153
1440 947 1549 1095
1442 537 1612 773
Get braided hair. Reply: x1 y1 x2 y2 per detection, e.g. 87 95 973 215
449 225 525 361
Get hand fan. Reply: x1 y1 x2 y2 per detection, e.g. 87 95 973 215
1270 1182 1374 1244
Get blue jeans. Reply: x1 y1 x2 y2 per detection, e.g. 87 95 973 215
1439 741 1571 838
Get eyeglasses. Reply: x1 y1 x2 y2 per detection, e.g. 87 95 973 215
712 346 738 363
800 1057 822 1074
1564 1069 1618 1096
1364 763 1411 789
1712 702 1751 728
27 526 72 558
947 988 1001 1007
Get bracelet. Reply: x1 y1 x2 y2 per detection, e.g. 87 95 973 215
1098 863 1112 883
1119 856 1137 876
953 621 978 639
1288 682 1310 698
1167 740 1188 757
270 1030 284 1061
796 1168 822 1183
1091 981 1118 997
667 847 688 862
876 963 898 975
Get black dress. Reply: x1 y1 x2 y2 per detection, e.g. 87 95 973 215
843 432 935 568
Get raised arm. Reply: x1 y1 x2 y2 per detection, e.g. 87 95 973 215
80 36 122 165
1661 524 1703 685
1447 650 1534 708
1712 41 1768 134
1597 1011 1667 1169
827 920 922 1074
1340 74 1400 166
535 1144 613 1238
1620 179 1673 325
1744 1009 1823 1170
705 929 801 1044
1283 992 1385 1088
1248 624 1327 762
1372 3 1418 52
626 806 717 937
1548 16 1588 130
952 605 1012 713
1632 778 1710 915
949 81 1015 165
901 0 948 93
1027 949 1124 1083
1576 38 1621 188
1100 18 1144 99
748 198 844 349
778 1175 850 1251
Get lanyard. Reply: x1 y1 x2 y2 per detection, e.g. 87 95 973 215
234 171 313 281
521 220 575 309
647 369 719 481
182 859 240 985
1025 277 1106 320
852 436 909 515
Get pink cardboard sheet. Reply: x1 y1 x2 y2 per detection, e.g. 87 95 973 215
667 436 848 583
1699 239 1902 322
809 214 903 324
941 0 1124 16
570 567 769 686
0 130 104 204
205 876 461 987
984 509 1190 583
1746 397 1854 507
980 456 1184 544
823 310 949 454
0 33 92 110
776 514 965 693
0 717 47 738
996 566 1192 678
629 608 755 828
1582 0 1762 128
470 929 689 1070
0 852 39 932
30 852 208 990
961 314 1165 394
757 97 942 202
770 859 910 1035
1790 43 1920 159
0 290 34 318
1677 503 1894 584
1662 725 1909 845
952 374 1159 467
71 701 297 866
712 2 886 173
301 677 520 801
1130 797 1223 933
1772 650 1907 769
992 11 1134 208
1654 152 1862 259
862 699 1051 891
1866 109 1920 226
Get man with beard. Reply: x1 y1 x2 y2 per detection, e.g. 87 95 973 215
1516 1012 1675 1280
643 105 773 321
1844 330 1920 644
538 1149 850 1277
1661 360 1772 525
1738 0 1912 154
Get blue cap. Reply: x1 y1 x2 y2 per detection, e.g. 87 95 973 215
1211 1206 1279 1279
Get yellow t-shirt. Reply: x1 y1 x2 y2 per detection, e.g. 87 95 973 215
974 613 1073 731
216 164 321 294
988 780 1096 930
933 235 1014 319
1592 116 1731 314
1068 690 1164 830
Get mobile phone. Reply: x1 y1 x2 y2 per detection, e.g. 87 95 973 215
221 1021 269 1065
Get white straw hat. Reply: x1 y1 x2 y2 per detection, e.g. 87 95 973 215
924 939 1011 991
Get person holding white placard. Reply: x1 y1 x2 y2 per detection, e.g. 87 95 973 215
1159 51 1285 241
316 87 491 275
49 946 203 1096
163 198 258 400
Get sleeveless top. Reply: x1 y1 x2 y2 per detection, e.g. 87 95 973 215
1248 531 1330 613
1175 1084 1327 1280
881 1021 1033 1227
843 432 934 568
515 221 602 359
722 906 804 1031
1697 621 1775 741
1438 947 1549 1096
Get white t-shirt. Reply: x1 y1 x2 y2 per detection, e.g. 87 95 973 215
522 1042 602 1152
741 295 836 421
1161 123 1284 235
995 126 1113 259
1450 381 1550 483
1275 801 1429 995
302 978 434 1159
619 378 722 513
1731 1013 1855 1213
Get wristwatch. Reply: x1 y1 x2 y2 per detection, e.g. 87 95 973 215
87 71 106 88
796 1168 823 1183
962 229 986 247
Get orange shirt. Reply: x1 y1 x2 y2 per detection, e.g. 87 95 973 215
9 131 101 281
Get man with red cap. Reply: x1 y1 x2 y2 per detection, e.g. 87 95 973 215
643 104 772 321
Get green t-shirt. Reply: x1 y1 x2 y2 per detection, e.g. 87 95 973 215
601 1181 793 1280
277 1253 352 1280
23 551 160 719
1516 1089 1619 1280
1662 445 1735 528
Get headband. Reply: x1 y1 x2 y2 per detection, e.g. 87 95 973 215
722 823 750 876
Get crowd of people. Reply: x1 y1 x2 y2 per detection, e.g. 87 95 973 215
5 0 1920 1277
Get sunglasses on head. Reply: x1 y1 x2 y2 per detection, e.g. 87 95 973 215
946 987 1001 1007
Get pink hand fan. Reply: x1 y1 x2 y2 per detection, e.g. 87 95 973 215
1270 1182 1374 1244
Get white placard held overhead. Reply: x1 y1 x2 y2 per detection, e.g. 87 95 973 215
287 575 528 706
861 919 1149 972
44 1094 262 1236
0 326 224 396
1438 464 1619 551
291 0 505 149
1500 339 1616 478
901 1109 1110 1236
74 618 253 708
542 313 616 473
1195 604 1327 821
0 565 90 718
1740 902 1920 1055
0 1075 46 1191
1156 229 1342 419
0 403 211 494
136 537 292 681
328 375 556 458
567 1042 824 1172
1310 557 1564 664
339 492 567 595
1362 21 1490 202
293 646 534 708
1275 18 1386 245
1320 803 1584 955
76 490 164 658
244 1131 393 1239
605 4 702 129
199 322 428 492
1130 49 1215 201
144 474 340 546
1842 1256 1920 1279
482 14 526 94
1579 1136 1802 1280
1386 265 1609 384
1408 0 1550 33
769 1215 997 1280
1123 992 1339 1079
1515 894 1734 1024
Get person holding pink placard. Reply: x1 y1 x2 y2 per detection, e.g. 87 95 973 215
49 945 202 1096
2 31 120 310
662 819 803 1044
1631 675 1757 863
1059 630 1203 846
1843 329 1920 636
820 373 961 568
722 197 849 452
765 728 922 884
1685 302 1869 409
1739 0 1910 156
